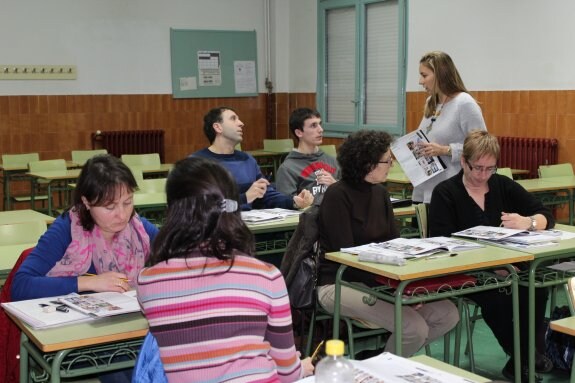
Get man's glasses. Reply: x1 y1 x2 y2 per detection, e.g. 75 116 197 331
466 160 497 174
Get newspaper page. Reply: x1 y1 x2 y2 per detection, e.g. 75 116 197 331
391 130 446 187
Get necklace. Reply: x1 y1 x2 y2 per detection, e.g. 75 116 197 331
425 96 450 134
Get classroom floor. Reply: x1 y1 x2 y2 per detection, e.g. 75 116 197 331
418 289 573 382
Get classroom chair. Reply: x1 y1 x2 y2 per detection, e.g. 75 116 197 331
319 144 337 158
28 159 69 213
496 167 514 179
538 163 574 178
71 149 108 166
121 153 161 168
137 178 167 194
415 203 429 238
263 139 294 153
1 153 48 210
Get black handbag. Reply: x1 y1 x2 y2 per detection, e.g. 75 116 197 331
287 255 317 310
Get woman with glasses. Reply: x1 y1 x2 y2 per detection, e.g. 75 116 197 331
413 51 486 204
429 130 554 382
318 130 459 357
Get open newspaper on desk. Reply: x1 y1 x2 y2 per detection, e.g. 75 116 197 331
2 290 140 329
297 352 484 383
241 208 301 225
453 225 561 249
341 237 483 266
390 130 446 187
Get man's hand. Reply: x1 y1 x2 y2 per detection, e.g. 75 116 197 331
246 178 270 203
316 169 337 187
293 189 313 209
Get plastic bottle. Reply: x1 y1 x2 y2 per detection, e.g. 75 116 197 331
314 339 355 382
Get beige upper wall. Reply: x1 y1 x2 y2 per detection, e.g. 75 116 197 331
1 0 574 95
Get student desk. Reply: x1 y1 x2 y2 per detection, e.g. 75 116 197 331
510 223 575 383
26 169 81 217
0 209 55 225
385 173 413 199
246 150 288 181
9 311 148 383
325 246 533 380
549 316 575 383
129 163 173 178
517 177 575 225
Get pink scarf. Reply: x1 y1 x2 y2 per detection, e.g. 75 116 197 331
47 209 150 287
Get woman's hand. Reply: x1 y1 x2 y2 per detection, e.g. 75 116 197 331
500 212 531 230
78 271 131 293
417 142 450 157
300 356 315 377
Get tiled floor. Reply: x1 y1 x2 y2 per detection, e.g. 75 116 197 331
418 289 573 382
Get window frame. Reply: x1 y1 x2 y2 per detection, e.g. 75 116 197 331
316 0 408 138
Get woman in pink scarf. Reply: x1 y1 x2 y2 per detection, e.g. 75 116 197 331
11 154 158 301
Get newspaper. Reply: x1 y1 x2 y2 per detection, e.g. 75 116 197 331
453 225 560 248
390 130 446 187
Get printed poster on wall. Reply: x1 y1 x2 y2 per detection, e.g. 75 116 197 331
197 51 221 86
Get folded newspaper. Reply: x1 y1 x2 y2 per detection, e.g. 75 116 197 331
453 225 560 248
241 208 301 224
342 237 483 265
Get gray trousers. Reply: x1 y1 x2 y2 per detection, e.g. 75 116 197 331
318 284 459 357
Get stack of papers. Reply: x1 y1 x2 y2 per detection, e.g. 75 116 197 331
241 208 301 224
2 291 140 329
453 225 561 249
341 237 483 265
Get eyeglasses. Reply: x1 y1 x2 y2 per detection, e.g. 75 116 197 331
466 160 497 174
379 158 394 165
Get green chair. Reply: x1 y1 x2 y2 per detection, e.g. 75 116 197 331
137 178 166 194
0 220 47 246
319 144 337 158
71 149 108 166
121 153 161 167
263 139 294 153
538 163 574 178
28 159 68 214
415 203 428 239
496 167 514 179
1 153 47 210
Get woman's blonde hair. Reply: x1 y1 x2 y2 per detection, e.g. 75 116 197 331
462 130 500 163
420 51 469 118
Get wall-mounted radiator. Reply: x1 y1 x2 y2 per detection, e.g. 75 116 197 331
498 136 558 178
91 130 165 163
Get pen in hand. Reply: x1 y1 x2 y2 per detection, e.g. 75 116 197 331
311 340 325 364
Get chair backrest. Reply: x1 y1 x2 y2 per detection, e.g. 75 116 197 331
2 153 40 167
0 221 47 246
137 178 167 194
263 139 294 153
121 153 161 167
319 144 337 158
71 149 108 166
415 203 429 239
28 159 67 172
538 163 574 178
496 167 514 179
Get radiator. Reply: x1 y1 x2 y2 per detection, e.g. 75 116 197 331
498 136 558 178
91 130 165 163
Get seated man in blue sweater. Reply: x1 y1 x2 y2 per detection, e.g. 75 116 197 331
192 106 313 211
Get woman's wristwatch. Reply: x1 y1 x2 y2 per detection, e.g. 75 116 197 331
528 216 537 231
446 146 452 156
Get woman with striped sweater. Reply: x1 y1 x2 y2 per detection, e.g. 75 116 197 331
137 156 314 382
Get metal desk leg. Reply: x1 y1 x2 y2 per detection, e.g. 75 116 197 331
3 171 9 211
569 189 574 226
394 281 410 356
510 267 521 383
528 260 539 383
332 265 347 339
20 332 30 383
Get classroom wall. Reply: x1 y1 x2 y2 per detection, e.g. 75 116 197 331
1 0 575 203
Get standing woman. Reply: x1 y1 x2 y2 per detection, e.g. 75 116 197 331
137 157 313 382
413 51 486 204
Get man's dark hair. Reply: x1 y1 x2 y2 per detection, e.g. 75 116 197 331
288 108 321 144
203 106 236 144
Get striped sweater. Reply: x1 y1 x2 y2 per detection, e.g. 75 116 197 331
137 252 303 383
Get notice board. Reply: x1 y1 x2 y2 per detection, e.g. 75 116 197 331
170 29 258 99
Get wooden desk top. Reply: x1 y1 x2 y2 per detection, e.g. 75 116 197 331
133 192 167 208
247 150 288 157
10 311 148 353
0 209 55 225
386 174 411 184
129 163 173 174
550 316 575 337
517 177 575 192
0 243 36 271
26 169 82 180
1 161 77 172
325 245 533 281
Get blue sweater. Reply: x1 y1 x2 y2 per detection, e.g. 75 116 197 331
11 213 158 301
192 148 294 210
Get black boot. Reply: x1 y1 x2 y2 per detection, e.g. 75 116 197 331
501 359 543 383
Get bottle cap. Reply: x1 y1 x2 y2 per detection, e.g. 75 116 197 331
325 339 345 356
